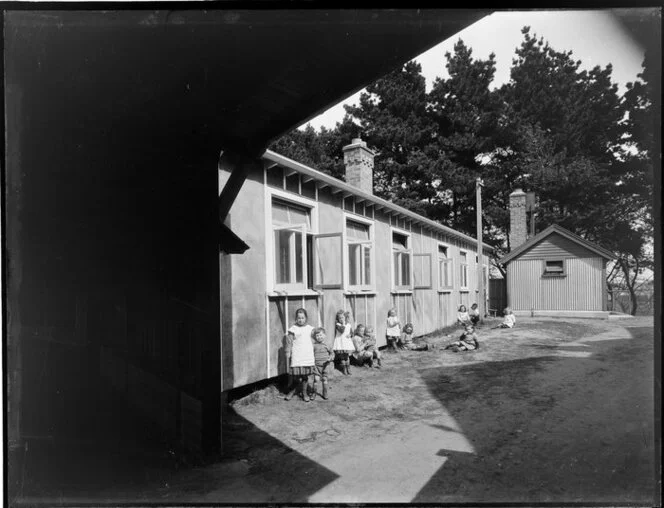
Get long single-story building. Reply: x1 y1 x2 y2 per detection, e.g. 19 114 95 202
4 8 491 469
219 139 493 390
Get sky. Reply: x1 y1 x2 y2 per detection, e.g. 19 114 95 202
300 9 646 131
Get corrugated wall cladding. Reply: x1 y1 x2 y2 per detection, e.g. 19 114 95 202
518 233 599 260
507 257 605 311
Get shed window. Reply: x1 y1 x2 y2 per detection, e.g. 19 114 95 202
543 259 565 277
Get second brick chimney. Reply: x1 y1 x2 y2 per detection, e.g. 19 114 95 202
343 137 374 195
509 188 527 249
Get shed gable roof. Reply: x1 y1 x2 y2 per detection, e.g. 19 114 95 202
499 224 615 265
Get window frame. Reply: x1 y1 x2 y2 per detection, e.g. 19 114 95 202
273 223 307 289
459 249 469 290
413 253 433 289
312 232 344 289
542 258 566 277
391 227 413 292
437 243 454 291
344 213 375 291
268 189 318 292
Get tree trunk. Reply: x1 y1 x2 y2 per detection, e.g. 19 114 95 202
630 293 638 316
619 258 639 316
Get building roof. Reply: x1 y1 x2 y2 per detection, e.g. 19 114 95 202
498 224 616 264
6 9 490 157
263 150 493 253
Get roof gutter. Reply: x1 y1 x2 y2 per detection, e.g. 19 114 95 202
263 149 493 253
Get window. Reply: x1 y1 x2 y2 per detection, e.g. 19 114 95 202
543 259 565 277
413 253 432 289
459 251 469 289
272 199 311 289
438 245 453 290
392 231 412 289
312 233 343 288
346 218 373 289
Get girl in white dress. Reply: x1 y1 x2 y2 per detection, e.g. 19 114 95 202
284 308 315 402
386 307 401 352
333 309 355 376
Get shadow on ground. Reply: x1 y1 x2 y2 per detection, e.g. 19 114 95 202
10 388 338 505
411 325 656 504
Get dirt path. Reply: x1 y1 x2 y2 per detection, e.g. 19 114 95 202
18 316 655 505
211 316 657 504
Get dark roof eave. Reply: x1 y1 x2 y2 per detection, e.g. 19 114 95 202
263 150 493 253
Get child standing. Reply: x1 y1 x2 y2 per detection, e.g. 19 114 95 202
363 326 382 368
284 308 315 402
497 307 516 328
333 309 355 376
399 323 432 351
311 327 334 400
468 303 481 326
386 308 401 352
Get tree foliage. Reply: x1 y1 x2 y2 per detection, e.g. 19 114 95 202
268 26 657 314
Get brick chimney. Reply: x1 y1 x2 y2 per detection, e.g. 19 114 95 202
509 188 527 249
343 137 374 195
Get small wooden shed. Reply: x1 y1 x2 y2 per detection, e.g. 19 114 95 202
499 225 615 318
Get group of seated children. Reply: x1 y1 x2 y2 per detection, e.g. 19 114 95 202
444 304 481 352
444 305 516 353
352 324 382 369
284 304 518 402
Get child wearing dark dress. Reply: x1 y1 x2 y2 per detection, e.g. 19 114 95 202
444 323 480 352
311 327 334 400
363 326 382 368
468 303 481 326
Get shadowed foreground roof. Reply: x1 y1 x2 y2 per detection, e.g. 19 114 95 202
5 9 490 156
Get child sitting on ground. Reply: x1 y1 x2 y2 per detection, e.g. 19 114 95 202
399 323 433 351
352 324 373 368
311 327 334 400
457 305 471 327
363 326 382 368
496 307 516 328
444 323 480 352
